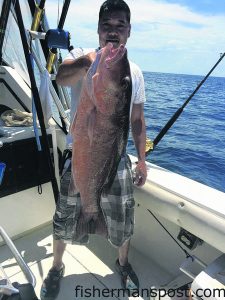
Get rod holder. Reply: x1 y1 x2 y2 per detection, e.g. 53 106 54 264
46 50 57 73
31 3 44 32
28 30 46 40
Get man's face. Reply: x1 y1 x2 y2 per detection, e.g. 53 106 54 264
98 10 131 49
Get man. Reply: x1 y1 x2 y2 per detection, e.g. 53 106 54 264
40 1 147 299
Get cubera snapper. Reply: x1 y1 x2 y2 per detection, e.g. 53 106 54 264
70 42 132 221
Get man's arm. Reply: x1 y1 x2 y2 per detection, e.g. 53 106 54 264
131 103 147 186
56 52 96 86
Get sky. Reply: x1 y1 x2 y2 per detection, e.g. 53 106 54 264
45 0 225 77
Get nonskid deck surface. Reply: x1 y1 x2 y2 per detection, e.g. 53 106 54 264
0 225 189 300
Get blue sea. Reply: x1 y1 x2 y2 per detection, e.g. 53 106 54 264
127 72 225 193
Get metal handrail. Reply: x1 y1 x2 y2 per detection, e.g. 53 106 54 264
0 226 36 287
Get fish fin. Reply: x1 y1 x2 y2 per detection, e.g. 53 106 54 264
70 111 77 135
91 73 100 106
87 107 97 146
104 153 121 192
121 76 131 91
86 50 102 96
91 74 107 113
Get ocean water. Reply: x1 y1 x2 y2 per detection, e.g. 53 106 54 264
127 72 225 193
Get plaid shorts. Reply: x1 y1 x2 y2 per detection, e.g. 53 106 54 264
53 154 135 247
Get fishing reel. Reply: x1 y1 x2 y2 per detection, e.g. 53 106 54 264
145 138 154 155
29 28 71 50
45 29 71 50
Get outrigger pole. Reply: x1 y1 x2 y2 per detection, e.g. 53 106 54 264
145 52 225 156
15 0 59 203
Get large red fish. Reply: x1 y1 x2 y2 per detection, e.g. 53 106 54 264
70 43 132 221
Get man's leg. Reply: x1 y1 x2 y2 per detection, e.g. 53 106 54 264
40 154 74 299
40 239 66 299
116 239 139 290
118 239 130 266
52 239 66 269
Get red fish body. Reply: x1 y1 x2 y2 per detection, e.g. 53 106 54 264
71 43 132 221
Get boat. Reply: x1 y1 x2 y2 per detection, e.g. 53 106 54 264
0 1 225 299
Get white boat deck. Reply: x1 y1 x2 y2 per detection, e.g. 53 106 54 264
0 224 190 300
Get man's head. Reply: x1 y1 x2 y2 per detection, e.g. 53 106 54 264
98 0 131 49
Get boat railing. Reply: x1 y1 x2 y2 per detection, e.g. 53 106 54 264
0 226 36 289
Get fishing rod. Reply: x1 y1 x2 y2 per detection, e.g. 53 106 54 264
145 52 225 156
46 0 71 73
45 0 71 134
15 0 59 203
28 0 49 59
31 0 46 32
57 0 71 30
29 0 70 133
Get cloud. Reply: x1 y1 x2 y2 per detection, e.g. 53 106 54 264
45 0 225 50
44 0 225 75
127 0 225 51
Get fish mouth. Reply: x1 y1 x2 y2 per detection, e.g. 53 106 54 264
105 43 126 68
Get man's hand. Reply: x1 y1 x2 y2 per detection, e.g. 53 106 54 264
133 161 147 186
131 103 147 186
56 51 97 86
86 51 97 63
